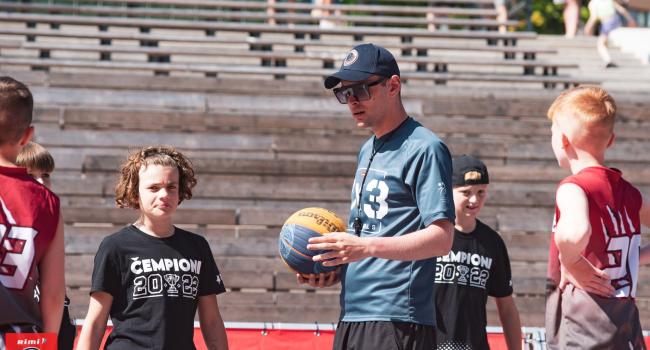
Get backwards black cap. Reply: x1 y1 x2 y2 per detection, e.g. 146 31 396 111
324 43 400 89
452 155 489 186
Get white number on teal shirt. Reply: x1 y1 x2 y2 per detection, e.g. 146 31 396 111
351 180 389 220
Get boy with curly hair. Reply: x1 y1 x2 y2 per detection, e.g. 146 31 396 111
77 146 228 350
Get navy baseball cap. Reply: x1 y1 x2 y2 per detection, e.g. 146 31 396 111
324 43 400 89
452 155 489 186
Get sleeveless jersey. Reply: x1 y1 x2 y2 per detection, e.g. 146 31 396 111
547 167 642 298
0 165 60 328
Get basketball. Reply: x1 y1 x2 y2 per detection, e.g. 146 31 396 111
278 207 347 276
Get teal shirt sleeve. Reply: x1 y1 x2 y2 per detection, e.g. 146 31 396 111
405 138 455 226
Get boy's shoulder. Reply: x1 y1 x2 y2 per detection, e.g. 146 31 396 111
475 219 506 244
399 122 450 162
1 165 39 187
0 166 60 215
97 226 212 261
560 167 639 193
174 227 209 243
406 119 445 146
101 226 135 245
103 226 208 244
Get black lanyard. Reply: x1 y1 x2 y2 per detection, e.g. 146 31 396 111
353 117 410 235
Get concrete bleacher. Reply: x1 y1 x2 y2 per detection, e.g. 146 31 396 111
2 0 650 332
0 1 519 30
610 28 650 65
0 0 599 88
523 35 650 92
8 70 647 328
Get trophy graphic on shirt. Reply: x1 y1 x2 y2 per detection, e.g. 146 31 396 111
164 274 180 294
457 265 470 284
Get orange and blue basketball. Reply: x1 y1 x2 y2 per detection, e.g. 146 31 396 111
278 207 346 276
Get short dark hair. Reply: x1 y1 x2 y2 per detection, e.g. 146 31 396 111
0 76 33 145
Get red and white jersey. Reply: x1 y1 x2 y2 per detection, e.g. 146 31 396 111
547 167 642 298
0 165 60 327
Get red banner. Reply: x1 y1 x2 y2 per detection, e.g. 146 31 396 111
76 326 520 349
227 329 336 350
72 325 650 349
77 327 337 349
5 333 57 350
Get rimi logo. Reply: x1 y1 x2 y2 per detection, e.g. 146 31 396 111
5 333 56 350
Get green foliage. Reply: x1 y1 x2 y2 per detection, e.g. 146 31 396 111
528 0 567 34
23 0 595 35
345 0 593 34
504 0 591 34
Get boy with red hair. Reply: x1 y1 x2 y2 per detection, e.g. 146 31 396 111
545 86 650 349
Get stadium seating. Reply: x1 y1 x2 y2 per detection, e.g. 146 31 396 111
2 0 650 331
0 0 597 88
18 74 648 327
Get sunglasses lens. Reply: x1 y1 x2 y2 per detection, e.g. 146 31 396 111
352 85 370 101
334 90 348 104
333 83 373 104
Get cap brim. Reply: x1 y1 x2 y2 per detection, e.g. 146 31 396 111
324 69 374 89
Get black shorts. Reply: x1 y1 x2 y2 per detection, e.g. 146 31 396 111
333 321 436 350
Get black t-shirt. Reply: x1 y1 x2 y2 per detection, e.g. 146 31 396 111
91 225 226 350
434 220 513 350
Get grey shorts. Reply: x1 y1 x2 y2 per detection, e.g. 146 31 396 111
545 284 646 349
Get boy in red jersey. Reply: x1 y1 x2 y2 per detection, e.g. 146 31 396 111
17 142 76 350
545 85 650 349
0 76 65 347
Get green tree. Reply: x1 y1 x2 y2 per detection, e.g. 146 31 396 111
509 0 590 33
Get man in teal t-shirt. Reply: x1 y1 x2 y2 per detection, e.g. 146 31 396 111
302 43 456 350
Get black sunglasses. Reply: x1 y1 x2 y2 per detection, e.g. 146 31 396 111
333 78 387 104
